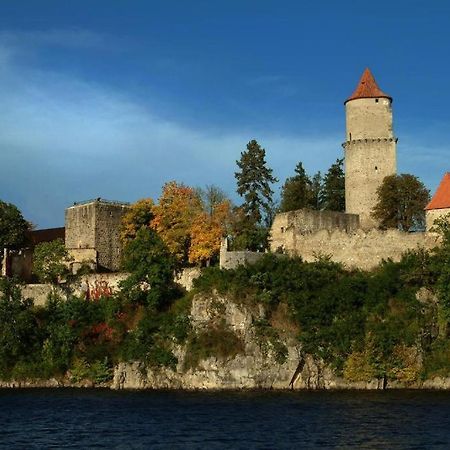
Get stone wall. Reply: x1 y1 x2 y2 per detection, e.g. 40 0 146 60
219 238 266 270
426 208 450 232
270 209 359 253
271 226 440 271
65 199 130 272
344 97 397 230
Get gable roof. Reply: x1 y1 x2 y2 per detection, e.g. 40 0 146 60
426 173 450 210
345 68 392 104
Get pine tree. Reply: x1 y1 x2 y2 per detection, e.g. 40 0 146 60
322 158 345 211
234 140 277 250
279 162 313 212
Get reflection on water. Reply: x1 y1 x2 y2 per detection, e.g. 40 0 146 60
0 389 449 449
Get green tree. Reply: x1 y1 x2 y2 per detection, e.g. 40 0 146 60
310 171 323 210
279 162 313 212
321 158 345 211
372 174 430 231
0 200 30 250
120 198 154 247
234 140 277 250
121 227 176 309
33 239 73 285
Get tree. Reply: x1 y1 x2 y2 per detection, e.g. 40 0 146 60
371 174 430 231
197 185 228 217
280 162 313 212
32 239 73 285
0 200 30 250
120 198 154 247
234 140 277 250
310 171 323 210
121 227 176 309
189 200 232 266
321 158 345 211
151 181 203 266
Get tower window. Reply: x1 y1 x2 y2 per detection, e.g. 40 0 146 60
375 166 378 171
375 98 379 103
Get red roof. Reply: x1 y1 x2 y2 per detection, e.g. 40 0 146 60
426 173 450 210
345 68 392 104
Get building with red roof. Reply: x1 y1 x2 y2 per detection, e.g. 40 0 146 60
426 172 450 231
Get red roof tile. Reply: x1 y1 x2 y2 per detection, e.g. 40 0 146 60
345 68 392 104
426 173 450 210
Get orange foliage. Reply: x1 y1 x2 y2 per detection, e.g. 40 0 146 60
151 181 203 265
120 198 155 246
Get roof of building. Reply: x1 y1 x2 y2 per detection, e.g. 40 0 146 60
426 173 450 211
345 68 392 104
26 227 65 246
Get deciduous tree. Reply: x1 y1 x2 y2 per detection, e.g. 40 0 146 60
151 181 203 266
0 200 30 250
371 174 430 231
32 239 73 285
120 198 154 246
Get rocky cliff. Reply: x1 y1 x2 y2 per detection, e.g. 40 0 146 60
110 292 450 390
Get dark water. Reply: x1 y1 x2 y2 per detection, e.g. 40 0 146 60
0 389 449 449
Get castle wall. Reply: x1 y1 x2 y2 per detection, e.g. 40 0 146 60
270 224 439 271
426 208 450 232
270 209 359 253
344 97 397 230
344 139 397 229
94 203 129 271
65 203 96 250
65 200 129 272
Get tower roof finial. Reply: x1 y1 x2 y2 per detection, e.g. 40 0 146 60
345 68 392 104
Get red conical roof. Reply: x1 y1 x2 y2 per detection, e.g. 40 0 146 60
345 68 392 104
426 173 450 210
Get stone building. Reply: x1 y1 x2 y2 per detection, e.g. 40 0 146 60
269 69 441 270
343 68 397 230
426 173 450 231
65 198 130 272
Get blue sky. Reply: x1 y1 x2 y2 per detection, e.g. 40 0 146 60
0 0 449 228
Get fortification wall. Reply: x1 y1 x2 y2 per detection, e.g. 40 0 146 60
271 226 439 271
270 209 359 253
65 200 129 272
344 139 397 230
426 208 450 232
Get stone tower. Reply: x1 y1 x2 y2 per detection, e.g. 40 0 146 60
343 68 397 229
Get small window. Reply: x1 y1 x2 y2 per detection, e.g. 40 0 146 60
375 166 378 171
375 98 379 103
281 227 284 233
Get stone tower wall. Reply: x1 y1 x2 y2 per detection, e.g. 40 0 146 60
65 200 129 272
344 97 397 229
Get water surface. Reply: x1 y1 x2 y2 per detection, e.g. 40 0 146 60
1 389 449 449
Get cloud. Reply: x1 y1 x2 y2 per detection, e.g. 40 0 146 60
0 34 340 228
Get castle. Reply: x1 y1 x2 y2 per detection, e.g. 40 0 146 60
2 68 450 279
269 68 448 270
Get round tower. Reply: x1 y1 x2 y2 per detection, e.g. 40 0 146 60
343 68 397 229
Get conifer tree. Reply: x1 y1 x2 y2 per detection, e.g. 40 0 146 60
234 140 277 250
321 158 345 211
279 162 313 212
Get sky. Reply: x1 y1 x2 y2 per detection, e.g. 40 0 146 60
0 0 449 228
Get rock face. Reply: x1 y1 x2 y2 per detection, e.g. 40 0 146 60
111 292 427 391
112 293 303 390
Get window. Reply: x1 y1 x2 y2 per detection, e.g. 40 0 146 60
375 98 379 103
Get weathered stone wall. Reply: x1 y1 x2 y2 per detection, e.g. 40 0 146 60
426 208 450 232
65 200 129 272
344 97 397 230
219 238 266 270
271 226 440 271
270 209 359 253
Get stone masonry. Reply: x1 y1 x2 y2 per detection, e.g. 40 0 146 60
65 199 130 272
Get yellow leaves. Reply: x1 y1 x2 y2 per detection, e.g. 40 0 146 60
151 181 203 265
123 183 234 267
120 198 154 247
